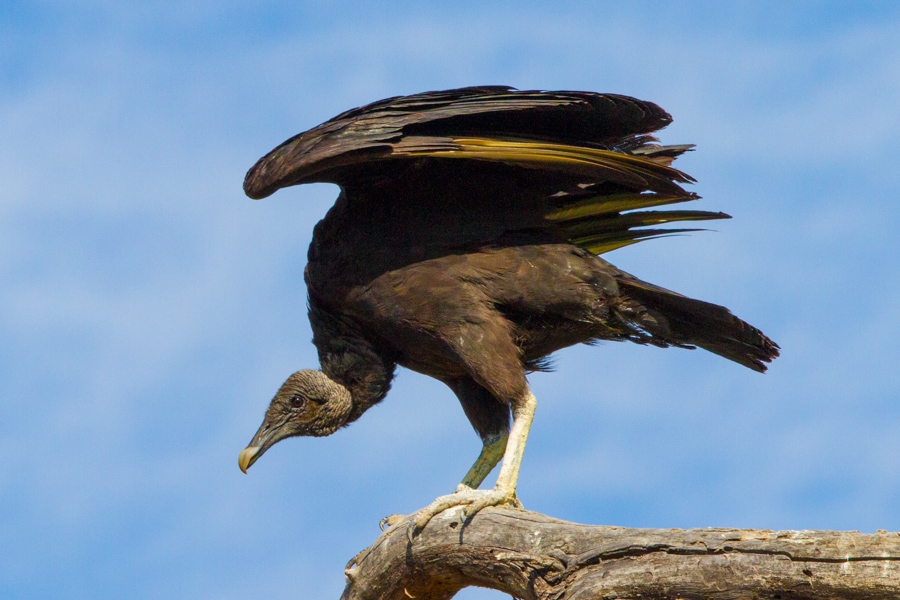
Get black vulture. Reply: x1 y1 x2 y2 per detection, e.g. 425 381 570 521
237 86 779 531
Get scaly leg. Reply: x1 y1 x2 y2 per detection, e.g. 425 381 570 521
410 390 536 536
456 431 508 491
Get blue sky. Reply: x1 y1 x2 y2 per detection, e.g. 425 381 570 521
3 2 900 598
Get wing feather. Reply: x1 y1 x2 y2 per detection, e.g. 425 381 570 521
244 87 727 256
244 87 672 198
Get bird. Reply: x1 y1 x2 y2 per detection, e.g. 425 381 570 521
237 86 779 532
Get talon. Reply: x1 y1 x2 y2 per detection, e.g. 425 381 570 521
408 515 432 537
380 514 405 531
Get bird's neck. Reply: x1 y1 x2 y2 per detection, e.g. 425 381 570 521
321 350 393 424
309 300 396 424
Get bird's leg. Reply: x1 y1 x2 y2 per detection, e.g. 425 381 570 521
455 432 508 492
410 391 535 536
463 390 535 515
389 435 507 535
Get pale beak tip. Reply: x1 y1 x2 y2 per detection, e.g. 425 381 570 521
238 446 260 474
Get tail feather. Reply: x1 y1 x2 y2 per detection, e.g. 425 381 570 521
615 275 780 372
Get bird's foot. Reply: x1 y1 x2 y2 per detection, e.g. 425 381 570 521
407 484 523 540
379 514 405 531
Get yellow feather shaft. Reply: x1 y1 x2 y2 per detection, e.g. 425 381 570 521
400 137 695 185
546 193 694 222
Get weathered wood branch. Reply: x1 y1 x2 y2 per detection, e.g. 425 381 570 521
341 507 900 600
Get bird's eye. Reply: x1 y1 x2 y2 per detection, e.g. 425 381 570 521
289 396 305 409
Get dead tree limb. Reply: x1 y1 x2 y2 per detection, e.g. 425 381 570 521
341 507 900 600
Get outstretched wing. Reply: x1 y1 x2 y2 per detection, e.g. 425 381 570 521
244 86 728 255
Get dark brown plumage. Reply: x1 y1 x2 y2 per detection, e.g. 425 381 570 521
237 86 779 529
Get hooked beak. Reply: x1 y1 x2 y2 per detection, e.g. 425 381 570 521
238 419 280 474
238 445 261 474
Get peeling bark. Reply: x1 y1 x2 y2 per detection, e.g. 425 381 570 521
341 507 900 600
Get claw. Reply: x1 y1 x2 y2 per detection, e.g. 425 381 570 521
380 514 405 531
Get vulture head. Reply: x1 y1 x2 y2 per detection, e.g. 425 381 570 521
238 370 352 473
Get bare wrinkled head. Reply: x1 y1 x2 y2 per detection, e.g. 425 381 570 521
238 370 352 473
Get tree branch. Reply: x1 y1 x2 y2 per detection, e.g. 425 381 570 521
341 507 900 600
